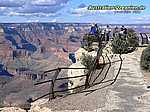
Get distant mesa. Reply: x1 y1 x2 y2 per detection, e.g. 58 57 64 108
3 27 37 52
69 35 80 42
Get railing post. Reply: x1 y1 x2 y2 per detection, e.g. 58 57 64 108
144 33 149 44
49 80 55 101
85 34 102 89
85 73 90 89
141 33 144 45
49 80 55 100
49 68 61 101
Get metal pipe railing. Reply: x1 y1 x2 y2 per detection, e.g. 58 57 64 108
28 33 123 104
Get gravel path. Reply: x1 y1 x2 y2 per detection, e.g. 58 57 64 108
100 49 150 112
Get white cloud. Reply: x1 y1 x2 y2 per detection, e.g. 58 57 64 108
129 15 150 24
8 11 58 17
71 7 114 17
0 7 7 10
132 15 150 21
49 18 57 22
31 0 57 5
30 0 69 6
49 18 64 23
0 0 69 17
0 0 25 7
26 19 40 22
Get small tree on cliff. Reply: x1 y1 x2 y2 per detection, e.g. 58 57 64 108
127 28 139 49
111 35 129 54
112 28 139 54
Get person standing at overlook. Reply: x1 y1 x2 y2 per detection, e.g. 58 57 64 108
113 26 119 37
105 25 111 41
90 23 98 36
119 25 128 38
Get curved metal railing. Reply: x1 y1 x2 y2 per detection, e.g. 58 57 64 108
27 34 123 104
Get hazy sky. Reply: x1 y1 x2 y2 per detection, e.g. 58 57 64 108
0 0 149 24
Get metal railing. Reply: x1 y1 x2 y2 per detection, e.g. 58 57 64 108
139 33 149 45
26 31 150 105
27 35 123 104
16 31 150 107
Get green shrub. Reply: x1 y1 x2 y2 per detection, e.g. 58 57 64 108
111 36 129 54
112 28 139 54
140 45 150 71
81 54 95 69
82 34 99 52
83 34 98 43
84 46 93 52
127 28 139 49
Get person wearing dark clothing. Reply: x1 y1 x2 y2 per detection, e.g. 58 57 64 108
120 25 127 34
121 25 125 31
113 26 119 37
119 25 127 38
123 28 128 39
122 26 128 34
90 24 98 35
124 28 128 35
105 25 111 41
100 29 105 41
89 23 100 44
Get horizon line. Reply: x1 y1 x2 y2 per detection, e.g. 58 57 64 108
0 22 150 25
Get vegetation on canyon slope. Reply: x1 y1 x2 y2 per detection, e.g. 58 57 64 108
112 28 139 54
140 45 150 72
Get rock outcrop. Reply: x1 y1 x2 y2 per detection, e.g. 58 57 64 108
67 61 87 93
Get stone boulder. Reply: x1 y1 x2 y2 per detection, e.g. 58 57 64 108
67 62 87 93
